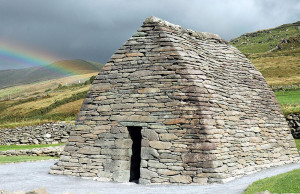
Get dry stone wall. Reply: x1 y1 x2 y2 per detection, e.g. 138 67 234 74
0 146 64 157
50 16 299 184
0 122 73 145
287 114 300 139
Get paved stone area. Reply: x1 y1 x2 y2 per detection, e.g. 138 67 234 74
0 160 300 194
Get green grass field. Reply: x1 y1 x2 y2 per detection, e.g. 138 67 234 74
243 168 300 194
0 143 64 151
0 156 57 164
274 89 300 115
243 139 300 193
294 139 300 152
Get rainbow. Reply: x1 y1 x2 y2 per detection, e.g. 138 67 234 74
0 40 76 76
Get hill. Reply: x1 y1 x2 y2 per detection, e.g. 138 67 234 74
0 72 97 127
230 21 300 54
230 21 300 87
0 59 104 89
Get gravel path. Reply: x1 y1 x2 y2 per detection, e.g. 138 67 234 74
0 160 300 194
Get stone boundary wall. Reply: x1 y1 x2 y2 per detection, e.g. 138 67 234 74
0 145 64 157
287 114 300 139
0 122 74 145
0 117 298 146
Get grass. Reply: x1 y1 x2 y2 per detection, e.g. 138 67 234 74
250 54 300 87
243 139 300 193
230 24 299 54
0 143 64 151
0 119 55 128
243 168 300 194
294 139 300 152
274 89 300 115
0 156 57 164
0 72 96 101
0 82 89 127
48 99 84 115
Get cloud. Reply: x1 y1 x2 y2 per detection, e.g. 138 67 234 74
0 0 299 70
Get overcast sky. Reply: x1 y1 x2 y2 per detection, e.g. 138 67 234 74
0 0 299 70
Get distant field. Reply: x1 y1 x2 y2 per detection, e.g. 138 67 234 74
0 72 97 101
0 143 64 151
250 53 300 86
0 156 57 164
230 22 300 54
0 74 96 128
274 89 300 115
230 21 300 88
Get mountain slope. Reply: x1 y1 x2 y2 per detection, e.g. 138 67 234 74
230 21 300 54
230 21 300 87
0 59 103 89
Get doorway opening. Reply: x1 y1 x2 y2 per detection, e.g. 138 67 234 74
127 126 142 183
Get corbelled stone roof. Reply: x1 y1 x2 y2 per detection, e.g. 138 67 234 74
144 16 222 40
50 16 299 185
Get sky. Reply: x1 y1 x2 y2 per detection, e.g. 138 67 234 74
0 0 299 70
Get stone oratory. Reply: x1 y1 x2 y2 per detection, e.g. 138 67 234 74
50 16 299 184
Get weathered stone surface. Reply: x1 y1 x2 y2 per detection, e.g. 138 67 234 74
138 88 160 93
141 147 159 159
183 153 216 163
193 177 208 184
115 139 132 148
189 142 216 151
158 133 178 140
0 145 64 157
286 113 300 138
170 175 192 183
149 141 172 149
90 83 111 92
157 169 179 175
0 122 72 145
125 52 144 57
142 129 159 141
140 168 158 179
68 136 85 143
78 147 100 155
164 118 187 125
110 115 158 122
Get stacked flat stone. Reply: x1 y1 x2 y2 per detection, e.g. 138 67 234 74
0 122 73 145
50 16 299 184
286 114 300 139
0 145 64 157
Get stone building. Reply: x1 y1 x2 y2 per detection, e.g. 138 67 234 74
50 16 299 184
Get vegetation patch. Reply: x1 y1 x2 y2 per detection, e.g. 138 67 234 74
250 54 300 87
0 143 64 151
0 156 57 164
230 22 300 54
230 21 300 88
29 90 88 116
0 119 54 129
243 168 300 194
294 139 300 152
274 89 300 115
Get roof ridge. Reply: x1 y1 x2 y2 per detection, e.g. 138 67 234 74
143 16 222 40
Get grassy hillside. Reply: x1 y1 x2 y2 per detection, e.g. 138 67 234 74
0 73 97 128
230 21 300 54
275 89 300 115
0 59 103 89
230 21 300 87
0 72 97 101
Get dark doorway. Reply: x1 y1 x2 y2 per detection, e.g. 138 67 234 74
128 126 142 183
